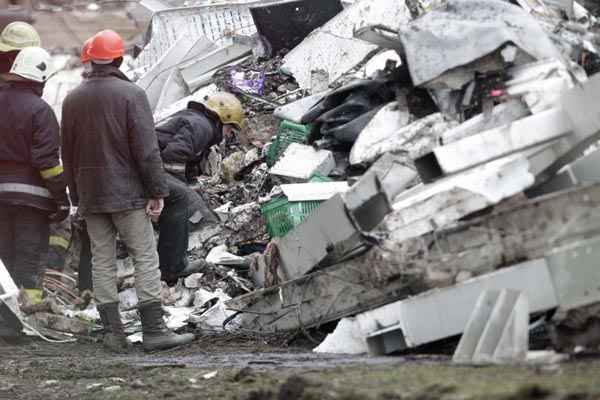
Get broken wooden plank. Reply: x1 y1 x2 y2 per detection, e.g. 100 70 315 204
226 184 600 333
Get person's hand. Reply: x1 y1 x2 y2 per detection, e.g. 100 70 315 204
49 204 70 223
146 198 164 222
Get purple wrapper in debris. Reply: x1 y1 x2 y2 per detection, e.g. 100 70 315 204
228 68 267 96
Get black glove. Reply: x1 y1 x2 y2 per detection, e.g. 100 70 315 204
50 204 70 223
45 173 71 223
185 162 201 184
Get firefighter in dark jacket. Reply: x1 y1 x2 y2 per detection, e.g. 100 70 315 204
61 30 194 352
0 47 70 302
155 92 245 284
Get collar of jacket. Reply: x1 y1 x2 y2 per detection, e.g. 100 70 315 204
0 79 45 97
185 106 224 146
88 65 131 82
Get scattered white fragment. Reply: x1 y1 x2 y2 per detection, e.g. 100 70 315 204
280 182 350 202
184 273 205 289
313 318 367 354
127 332 143 344
206 245 249 266
203 371 218 380
270 143 335 181
164 306 194 330
86 383 103 391
526 351 569 365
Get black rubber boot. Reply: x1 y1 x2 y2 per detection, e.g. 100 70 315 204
97 302 130 353
163 259 212 287
177 259 212 278
139 301 195 351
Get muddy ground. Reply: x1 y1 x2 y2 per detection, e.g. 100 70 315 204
1 332 600 400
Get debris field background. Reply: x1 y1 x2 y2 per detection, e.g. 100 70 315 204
4 0 600 399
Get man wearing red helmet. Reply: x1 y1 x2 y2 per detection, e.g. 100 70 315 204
80 37 92 75
61 30 194 352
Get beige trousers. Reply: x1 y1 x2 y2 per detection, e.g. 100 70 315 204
85 209 161 305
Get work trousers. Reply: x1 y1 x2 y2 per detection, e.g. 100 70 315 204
85 209 161 305
0 204 49 289
158 173 217 278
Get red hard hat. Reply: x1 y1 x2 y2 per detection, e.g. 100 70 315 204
80 37 93 63
88 30 124 62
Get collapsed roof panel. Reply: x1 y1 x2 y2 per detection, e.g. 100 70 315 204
250 0 343 56
398 0 563 87
227 184 600 333
281 0 411 90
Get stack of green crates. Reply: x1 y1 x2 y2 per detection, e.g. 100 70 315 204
266 120 312 167
261 175 332 238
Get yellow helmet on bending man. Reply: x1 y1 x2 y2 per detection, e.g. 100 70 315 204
199 92 245 130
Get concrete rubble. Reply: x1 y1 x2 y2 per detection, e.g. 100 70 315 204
6 0 600 363
452 289 530 365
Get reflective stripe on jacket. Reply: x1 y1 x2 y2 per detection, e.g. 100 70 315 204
0 82 66 211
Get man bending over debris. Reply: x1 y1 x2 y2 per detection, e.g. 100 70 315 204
155 92 245 285
61 30 194 352
0 47 70 301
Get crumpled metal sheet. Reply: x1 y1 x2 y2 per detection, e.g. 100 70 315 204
399 0 563 87
281 0 411 90
154 84 219 123
274 92 328 123
137 35 198 112
349 113 458 166
348 102 411 165
135 3 259 69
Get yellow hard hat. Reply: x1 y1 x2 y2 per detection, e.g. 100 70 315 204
0 22 41 52
203 92 245 129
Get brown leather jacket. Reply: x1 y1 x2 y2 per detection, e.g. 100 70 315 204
61 65 168 214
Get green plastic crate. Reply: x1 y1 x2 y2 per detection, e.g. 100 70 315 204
261 197 322 238
266 120 312 167
308 173 331 183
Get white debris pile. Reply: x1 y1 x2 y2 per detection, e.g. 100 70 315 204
213 0 600 362
8 0 600 361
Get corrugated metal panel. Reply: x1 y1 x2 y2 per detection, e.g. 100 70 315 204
135 3 260 69
154 83 219 122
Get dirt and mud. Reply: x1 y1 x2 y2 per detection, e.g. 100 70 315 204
2 332 600 400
